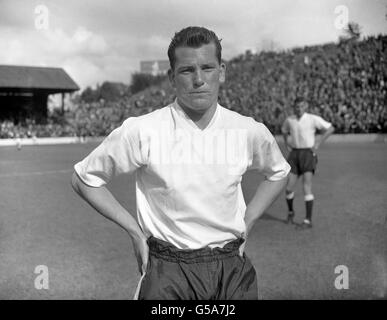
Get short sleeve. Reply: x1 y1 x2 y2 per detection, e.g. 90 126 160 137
74 118 146 187
313 115 332 131
249 122 291 181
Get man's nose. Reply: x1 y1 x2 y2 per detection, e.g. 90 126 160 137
193 70 205 87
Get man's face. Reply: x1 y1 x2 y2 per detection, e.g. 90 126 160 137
169 42 226 113
293 101 308 117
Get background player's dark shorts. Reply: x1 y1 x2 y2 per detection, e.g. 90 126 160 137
287 148 318 176
138 236 258 300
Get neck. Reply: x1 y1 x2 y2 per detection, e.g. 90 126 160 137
177 100 217 130
296 112 305 119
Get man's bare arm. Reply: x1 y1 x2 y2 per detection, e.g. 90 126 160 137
281 122 291 153
282 132 291 153
71 172 148 274
244 177 287 234
314 125 335 151
239 177 287 255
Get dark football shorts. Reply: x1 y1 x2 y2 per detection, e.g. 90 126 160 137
287 148 318 176
137 236 258 300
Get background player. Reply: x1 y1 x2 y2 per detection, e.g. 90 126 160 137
282 97 334 229
15 133 22 150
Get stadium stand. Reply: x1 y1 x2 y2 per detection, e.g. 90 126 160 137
1 35 386 138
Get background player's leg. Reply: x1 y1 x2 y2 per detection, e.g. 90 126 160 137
285 173 298 223
302 172 314 227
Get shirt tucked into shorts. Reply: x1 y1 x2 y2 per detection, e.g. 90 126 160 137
136 236 258 300
74 101 290 300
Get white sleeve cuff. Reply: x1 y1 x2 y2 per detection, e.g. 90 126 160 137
265 162 291 181
74 162 108 188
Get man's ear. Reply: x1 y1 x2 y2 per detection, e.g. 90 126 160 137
219 62 226 83
168 69 175 88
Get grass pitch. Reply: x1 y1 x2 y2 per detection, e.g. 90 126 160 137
0 141 386 299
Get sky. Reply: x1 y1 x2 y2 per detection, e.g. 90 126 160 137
0 0 386 89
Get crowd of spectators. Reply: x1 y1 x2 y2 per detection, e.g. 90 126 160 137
0 119 76 139
219 34 386 134
1 34 386 139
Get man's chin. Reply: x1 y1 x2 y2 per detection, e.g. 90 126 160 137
179 98 215 113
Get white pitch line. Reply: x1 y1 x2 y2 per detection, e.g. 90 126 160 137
0 169 73 177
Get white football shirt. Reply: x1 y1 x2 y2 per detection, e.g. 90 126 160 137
74 101 290 249
281 112 332 149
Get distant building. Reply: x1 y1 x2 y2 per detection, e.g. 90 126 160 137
0 65 79 124
140 60 169 75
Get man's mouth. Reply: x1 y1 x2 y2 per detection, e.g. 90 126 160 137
190 91 210 94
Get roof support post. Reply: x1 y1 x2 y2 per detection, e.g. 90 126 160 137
61 92 65 114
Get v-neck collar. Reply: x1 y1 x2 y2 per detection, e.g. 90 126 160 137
172 99 220 132
296 112 307 121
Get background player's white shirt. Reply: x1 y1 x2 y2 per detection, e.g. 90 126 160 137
282 112 332 149
74 101 290 249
